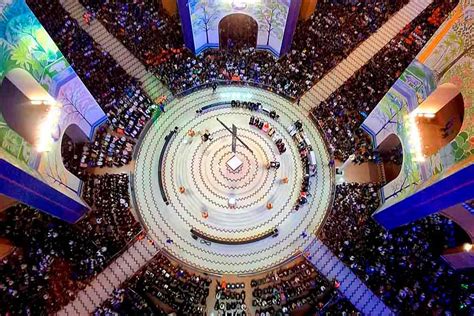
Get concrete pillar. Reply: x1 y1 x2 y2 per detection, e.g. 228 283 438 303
299 0 318 21
162 0 177 16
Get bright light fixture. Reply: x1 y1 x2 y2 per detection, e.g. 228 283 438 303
406 113 425 162
36 104 61 153
463 243 472 252
416 112 435 118
31 99 57 106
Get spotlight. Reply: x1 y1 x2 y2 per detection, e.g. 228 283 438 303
407 114 425 162
36 104 61 153
463 243 472 252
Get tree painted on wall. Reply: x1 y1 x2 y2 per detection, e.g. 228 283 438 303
256 0 286 46
6 12 64 86
58 80 95 130
191 0 220 44
0 41 11 79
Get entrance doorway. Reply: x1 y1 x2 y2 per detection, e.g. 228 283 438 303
377 134 403 184
219 14 258 50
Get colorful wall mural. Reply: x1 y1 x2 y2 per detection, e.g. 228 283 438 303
362 1 474 228
179 0 301 56
0 0 106 219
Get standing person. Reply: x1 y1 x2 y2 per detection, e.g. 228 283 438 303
159 101 165 113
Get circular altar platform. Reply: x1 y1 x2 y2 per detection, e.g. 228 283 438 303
133 86 333 275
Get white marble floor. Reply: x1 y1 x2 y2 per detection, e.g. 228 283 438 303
133 86 334 275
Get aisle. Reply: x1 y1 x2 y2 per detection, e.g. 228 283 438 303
300 0 434 112
304 239 395 315
59 0 171 101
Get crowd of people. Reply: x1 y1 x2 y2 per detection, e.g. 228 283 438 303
61 133 89 179
6 0 469 315
72 0 457 165
312 0 458 161
81 173 142 252
320 183 473 315
94 287 164 315
0 189 142 314
26 0 157 136
61 126 136 179
214 281 247 314
80 0 182 67
96 252 211 315
379 144 404 166
250 260 358 315
28 0 159 177
31 0 456 164
79 0 409 99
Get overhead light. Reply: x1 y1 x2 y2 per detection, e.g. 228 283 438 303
406 113 425 162
416 112 435 118
31 99 57 106
463 243 472 252
36 104 61 153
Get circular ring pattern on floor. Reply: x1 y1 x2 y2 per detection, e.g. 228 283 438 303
133 86 334 275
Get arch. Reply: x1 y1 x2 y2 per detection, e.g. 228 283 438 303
377 133 403 184
218 13 258 49
413 83 464 157
62 123 88 143
441 203 474 245
61 124 89 178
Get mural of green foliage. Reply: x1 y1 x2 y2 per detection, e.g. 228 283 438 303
256 0 287 44
190 0 222 44
187 0 290 54
1 0 68 86
0 0 69 167
0 114 31 163
452 131 473 162
0 40 10 78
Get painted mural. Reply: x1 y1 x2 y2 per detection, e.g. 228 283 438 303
187 0 292 55
362 1 473 214
0 0 106 204
361 62 430 205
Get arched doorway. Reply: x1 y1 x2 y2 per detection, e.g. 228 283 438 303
61 124 89 179
377 134 403 184
413 83 464 157
219 14 258 49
